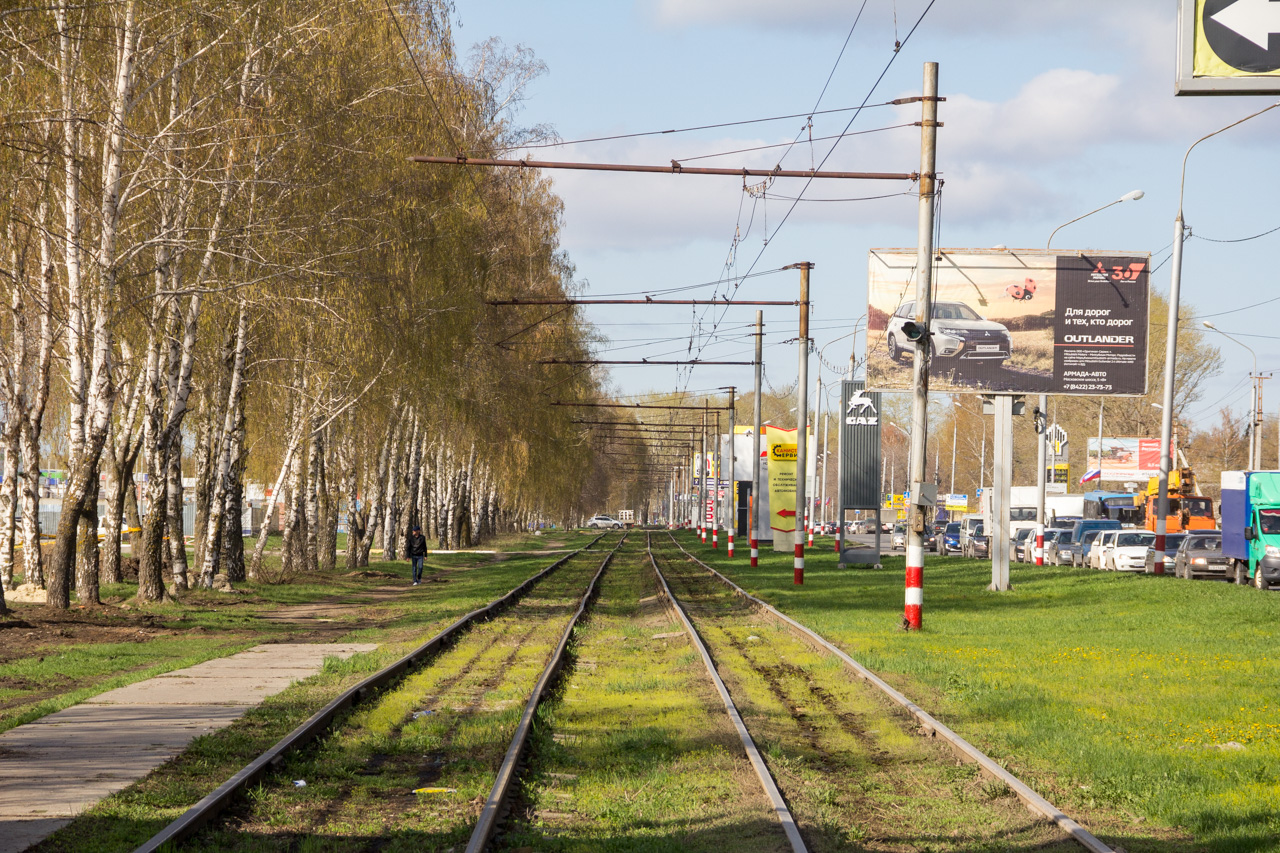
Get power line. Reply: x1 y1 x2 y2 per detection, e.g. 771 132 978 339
483 99 904 154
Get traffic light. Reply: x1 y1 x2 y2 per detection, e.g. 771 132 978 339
900 320 927 342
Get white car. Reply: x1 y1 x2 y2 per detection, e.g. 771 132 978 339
1091 530 1119 570
1107 531 1156 571
586 515 622 529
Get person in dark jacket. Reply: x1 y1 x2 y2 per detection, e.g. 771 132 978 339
406 525 428 585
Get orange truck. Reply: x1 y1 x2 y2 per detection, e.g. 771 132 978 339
1143 468 1215 533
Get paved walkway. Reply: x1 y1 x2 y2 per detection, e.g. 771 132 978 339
0 642 377 853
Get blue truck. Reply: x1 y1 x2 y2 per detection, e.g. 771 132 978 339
1220 471 1280 589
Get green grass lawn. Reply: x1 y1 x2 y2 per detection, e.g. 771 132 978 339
681 532 1280 853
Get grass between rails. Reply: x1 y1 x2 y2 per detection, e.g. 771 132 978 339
138 535 617 852
23 541 599 853
654 539 1078 853
684 531 1280 853
501 537 788 852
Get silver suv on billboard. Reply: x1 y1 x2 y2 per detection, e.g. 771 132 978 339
885 300 1011 367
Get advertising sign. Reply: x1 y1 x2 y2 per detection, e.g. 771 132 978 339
866 249 1150 396
839 380 882 510
1178 0 1280 94
945 493 969 511
1086 437 1174 481
766 425 798 532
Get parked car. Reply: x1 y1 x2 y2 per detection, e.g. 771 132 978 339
1091 530 1120 570
586 515 623 529
1108 530 1156 571
885 300 1012 368
1012 527 1034 562
1046 529 1073 565
959 514 983 556
1073 525 1116 567
970 523 990 557
939 522 961 555
1174 532 1227 580
1140 532 1189 573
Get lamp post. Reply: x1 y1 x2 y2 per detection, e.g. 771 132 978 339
1041 189 1145 533
1156 101 1280 575
1203 321 1259 469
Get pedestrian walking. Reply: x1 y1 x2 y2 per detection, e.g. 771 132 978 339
406 525 428 585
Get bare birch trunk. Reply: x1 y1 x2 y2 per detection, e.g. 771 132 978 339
166 433 188 590
305 421 320 571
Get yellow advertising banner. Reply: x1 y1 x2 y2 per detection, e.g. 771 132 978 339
1193 0 1280 79
766 425 797 532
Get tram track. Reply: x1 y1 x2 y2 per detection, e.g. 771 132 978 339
133 532 620 853
651 532 1103 852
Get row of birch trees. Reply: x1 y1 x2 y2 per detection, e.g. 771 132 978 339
0 0 609 612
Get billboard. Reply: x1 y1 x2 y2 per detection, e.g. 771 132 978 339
866 249 1150 396
839 380 882 510
766 426 797 532
1086 437 1173 481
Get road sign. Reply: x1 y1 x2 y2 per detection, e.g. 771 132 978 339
1178 0 1280 94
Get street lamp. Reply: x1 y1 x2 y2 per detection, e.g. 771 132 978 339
1045 190 1145 250
1155 100 1280 575
1203 321 1259 469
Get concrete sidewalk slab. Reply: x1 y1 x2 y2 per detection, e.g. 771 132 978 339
0 642 376 853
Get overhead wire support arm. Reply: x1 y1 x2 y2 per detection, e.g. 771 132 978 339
488 298 799 306
411 154 918 182
553 402 734 411
537 359 756 366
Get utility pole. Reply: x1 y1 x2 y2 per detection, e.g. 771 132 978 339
784 261 814 585
726 387 736 557
751 312 764 567
905 62 939 630
1035 394 1047 566
713 412 721 550
699 405 707 543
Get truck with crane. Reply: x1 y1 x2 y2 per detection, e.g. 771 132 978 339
1142 468 1215 534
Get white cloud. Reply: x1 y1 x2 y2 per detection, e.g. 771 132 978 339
646 0 1166 36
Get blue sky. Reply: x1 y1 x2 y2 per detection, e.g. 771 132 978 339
452 0 1280 427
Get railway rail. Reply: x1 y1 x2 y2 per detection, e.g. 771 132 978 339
133 531 620 853
660 531 1116 853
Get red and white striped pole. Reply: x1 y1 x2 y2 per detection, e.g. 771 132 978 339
1034 523 1044 566
795 539 805 584
905 540 923 629
902 62 938 632
712 524 719 549
807 508 814 548
727 528 734 557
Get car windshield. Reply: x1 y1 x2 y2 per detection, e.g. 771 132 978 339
932 302 980 321
973 524 984 535
1056 532 1073 544
1082 530 1101 544
945 523 960 533
1165 534 1187 551
1010 508 1037 521
1187 536 1221 551
1116 532 1154 547
1014 528 1032 541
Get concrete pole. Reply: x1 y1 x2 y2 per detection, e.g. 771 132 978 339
700 405 707 543
789 262 813 584
712 412 720 550
990 396 1012 591
751 312 763 567
727 387 736 557
905 62 938 629
1155 217 1183 575
1035 393 1047 565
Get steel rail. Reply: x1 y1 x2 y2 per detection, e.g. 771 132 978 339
666 533 1117 853
465 534 626 852
646 534 809 853
132 532 614 853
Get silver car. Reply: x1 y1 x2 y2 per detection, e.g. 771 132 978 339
885 300 1012 367
586 515 622 529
